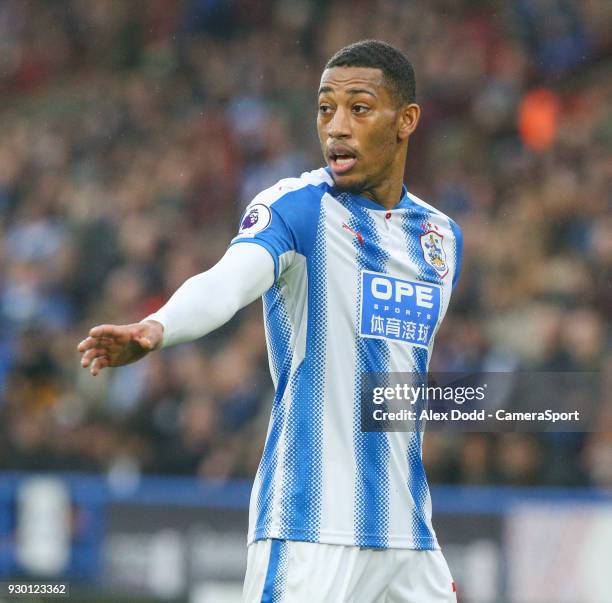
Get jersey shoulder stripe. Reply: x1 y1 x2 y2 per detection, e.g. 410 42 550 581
248 168 334 209
231 168 333 280
405 191 451 221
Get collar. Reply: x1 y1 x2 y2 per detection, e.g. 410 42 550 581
324 166 411 211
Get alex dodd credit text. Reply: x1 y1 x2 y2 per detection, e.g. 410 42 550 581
371 407 580 423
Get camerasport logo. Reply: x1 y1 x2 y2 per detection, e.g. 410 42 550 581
238 203 272 236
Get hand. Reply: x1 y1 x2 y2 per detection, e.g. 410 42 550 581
77 320 164 376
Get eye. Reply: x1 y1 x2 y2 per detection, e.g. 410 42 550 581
352 104 370 114
318 103 333 115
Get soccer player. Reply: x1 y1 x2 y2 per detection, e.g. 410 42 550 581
78 40 462 602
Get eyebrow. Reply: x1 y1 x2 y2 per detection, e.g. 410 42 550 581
318 86 377 98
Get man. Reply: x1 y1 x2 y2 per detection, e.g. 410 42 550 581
78 40 462 602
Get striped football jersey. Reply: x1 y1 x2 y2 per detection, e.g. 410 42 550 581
231 167 463 549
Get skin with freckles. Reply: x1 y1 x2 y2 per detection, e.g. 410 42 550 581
317 66 420 210
78 65 421 375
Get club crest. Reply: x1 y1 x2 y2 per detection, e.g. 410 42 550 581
420 228 448 278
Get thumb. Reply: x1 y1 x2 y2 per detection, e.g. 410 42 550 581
135 336 153 350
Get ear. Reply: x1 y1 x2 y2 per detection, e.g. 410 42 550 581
397 103 420 141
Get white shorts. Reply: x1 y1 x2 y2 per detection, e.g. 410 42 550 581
243 539 457 603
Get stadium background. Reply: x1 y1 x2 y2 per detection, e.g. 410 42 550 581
0 0 610 601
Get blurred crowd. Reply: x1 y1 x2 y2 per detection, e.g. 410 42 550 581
0 0 610 490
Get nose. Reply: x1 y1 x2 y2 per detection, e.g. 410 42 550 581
328 106 351 139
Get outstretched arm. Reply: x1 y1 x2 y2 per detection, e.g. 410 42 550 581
77 243 274 375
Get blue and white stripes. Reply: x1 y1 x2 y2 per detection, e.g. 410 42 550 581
401 193 453 547
243 170 461 551
341 194 392 548
255 286 293 539
278 202 327 542
260 539 288 602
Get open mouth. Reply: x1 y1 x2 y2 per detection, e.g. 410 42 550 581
328 148 357 174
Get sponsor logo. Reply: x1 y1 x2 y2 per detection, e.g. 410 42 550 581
360 271 441 348
238 203 272 236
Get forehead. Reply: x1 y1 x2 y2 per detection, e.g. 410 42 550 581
318 66 387 94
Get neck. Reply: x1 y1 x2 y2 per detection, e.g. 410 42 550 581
360 147 408 210
361 178 405 210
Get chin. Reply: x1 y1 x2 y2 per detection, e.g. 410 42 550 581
331 172 368 194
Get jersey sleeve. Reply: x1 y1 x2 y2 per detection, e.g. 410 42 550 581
143 244 274 347
230 182 323 281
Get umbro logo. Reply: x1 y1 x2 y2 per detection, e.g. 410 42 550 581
342 222 364 245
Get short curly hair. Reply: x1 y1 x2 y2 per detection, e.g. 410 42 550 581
325 40 416 106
